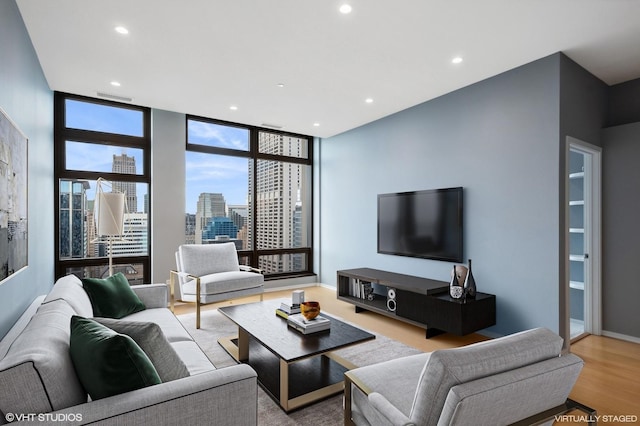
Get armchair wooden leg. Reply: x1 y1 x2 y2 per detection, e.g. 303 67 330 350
169 271 176 313
344 374 355 426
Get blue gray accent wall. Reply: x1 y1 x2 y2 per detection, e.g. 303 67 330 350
558 54 608 344
0 0 54 338
319 54 563 336
607 78 640 127
601 77 640 340
602 122 640 339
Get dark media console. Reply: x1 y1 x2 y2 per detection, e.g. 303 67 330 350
337 268 496 338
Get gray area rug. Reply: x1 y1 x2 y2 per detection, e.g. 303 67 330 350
177 308 422 425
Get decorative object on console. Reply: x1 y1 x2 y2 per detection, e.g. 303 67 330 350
463 258 477 298
93 178 127 276
449 266 464 299
300 301 321 320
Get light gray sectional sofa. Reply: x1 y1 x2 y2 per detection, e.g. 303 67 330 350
0 274 258 425
345 327 592 425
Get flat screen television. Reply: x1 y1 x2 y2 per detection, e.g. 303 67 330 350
377 187 463 262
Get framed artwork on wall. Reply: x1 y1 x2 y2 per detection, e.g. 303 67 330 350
0 107 28 283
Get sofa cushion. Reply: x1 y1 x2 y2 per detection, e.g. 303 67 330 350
94 318 190 382
179 243 239 276
170 341 217 375
0 300 87 416
410 327 563 425
43 274 93 317
119 308 194 342
82 273 146 319
183 271 263 296
70 316 161 400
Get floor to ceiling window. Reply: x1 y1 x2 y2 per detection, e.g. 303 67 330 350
186 116 313 278
54 92 151 284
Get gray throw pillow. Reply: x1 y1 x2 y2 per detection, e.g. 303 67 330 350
70 316 161 401
94 318 190 382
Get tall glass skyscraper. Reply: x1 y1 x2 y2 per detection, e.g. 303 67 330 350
112 153 137 212
195 193 226 244
251 132 307 273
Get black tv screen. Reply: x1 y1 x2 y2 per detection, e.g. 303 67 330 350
377 187 463 262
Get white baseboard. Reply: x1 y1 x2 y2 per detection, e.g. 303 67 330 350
318 282 336 291
601 330 640 344
264 276 319 292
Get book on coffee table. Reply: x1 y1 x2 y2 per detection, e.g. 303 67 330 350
287 313 331 334
275 308 289 319
279 302 301 314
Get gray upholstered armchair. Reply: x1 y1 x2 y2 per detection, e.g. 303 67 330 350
344 328 596 426
171 243 264 328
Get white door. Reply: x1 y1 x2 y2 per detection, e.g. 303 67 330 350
567 138 601 340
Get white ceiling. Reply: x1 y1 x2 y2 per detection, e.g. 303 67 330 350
16 0 640 138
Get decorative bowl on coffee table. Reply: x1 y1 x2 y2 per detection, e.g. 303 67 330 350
300 301 320 320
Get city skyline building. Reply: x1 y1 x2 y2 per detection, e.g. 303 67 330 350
195 192 226 244
251 132 308 274
59 180 90 259
112 153 137 213
110 213 148 256
202 216 239 242
185 213 196 244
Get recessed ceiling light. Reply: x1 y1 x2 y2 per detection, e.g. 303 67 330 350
339 4 352 14
313 122 320 127
114 26 129 35
277 83 285 88
365 98 374 104
452 56 463 64
110 81 121 87
229 105 238 111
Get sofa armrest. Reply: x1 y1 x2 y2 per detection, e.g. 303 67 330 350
368 392 414 426
131 283 169 309
35 365 257 425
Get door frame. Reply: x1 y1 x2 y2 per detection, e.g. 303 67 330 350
566 137 602 339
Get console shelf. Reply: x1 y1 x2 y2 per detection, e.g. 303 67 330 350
337 268 496 338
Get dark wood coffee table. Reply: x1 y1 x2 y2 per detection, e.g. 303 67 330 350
218 301 375 412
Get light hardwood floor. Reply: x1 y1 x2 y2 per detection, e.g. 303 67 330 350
173 285 640 424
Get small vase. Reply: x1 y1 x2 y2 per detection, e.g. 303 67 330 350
449 265 464 299
463 259 477 299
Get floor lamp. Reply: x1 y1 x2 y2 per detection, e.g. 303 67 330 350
94 178 126 277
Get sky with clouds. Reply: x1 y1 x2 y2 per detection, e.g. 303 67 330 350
65 100 249 215
186 120 250 213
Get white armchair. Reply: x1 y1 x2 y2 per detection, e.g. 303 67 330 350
171 243 264 328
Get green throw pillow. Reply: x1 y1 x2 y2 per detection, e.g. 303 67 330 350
82 273 146 319
69 316 161 400
94 318 190 382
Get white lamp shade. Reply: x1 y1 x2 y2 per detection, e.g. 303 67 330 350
95 192 125 236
